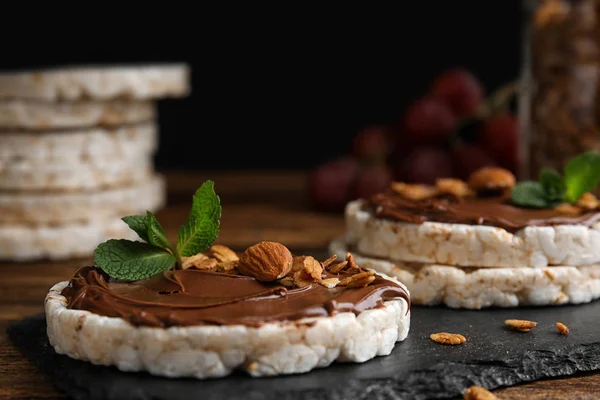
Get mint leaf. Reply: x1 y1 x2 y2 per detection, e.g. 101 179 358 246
511 181 550 208
121 215 149 242
146 210 174 251
539 168 565 202
176 180 221 257
564 151 600 203
93 239 176 281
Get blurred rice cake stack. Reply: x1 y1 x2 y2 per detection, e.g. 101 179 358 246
0 64 190 261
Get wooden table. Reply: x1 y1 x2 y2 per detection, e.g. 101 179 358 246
1 170 599 400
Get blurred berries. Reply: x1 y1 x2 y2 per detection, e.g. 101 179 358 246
307 67 519 213
395 147 454 185
476 113 519 173
352 164 394 200
307 157 360 212
352 126 392 164
451 142 498 180
403 96 456 145
430 67 484 118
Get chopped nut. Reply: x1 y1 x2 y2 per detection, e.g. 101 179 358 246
209 244 239 263
553 203 582 216
319 277 340 288
463 385 498 400
430 332 466 345
576 192 599 210
292 256 307 272
468 167 516 192
321 254 338 268
238 241 293 282
181 253 216 270
347 275 376 288
505 319 537 332
339 270 376 286
292 256 323 280
181 252 208 264
346 252 359 270
217 260 237 271
556 322 569 335
436 178 475 198
328 260 348 274
293 270 313 288
189 258 218 270
391 182 439 200
278 276 296 287
304 256 323 280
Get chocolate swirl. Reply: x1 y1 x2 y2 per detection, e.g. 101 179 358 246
61 266 410 328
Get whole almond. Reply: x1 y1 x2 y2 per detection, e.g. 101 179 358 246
238 241 293 282
468 167 516 192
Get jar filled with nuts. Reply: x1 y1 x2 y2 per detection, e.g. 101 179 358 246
519 0 600 180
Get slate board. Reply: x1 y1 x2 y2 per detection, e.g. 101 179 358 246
7 301 600 400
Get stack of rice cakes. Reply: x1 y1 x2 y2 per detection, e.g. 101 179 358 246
0 64 190 261
331 167 600 309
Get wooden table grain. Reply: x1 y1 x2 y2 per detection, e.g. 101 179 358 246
1 170 599 400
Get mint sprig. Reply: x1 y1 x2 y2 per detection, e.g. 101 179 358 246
177 180 222 257
564 151 600 203
94 240 177 281
511 151 600 208
93 180 222 281
121 215 150 242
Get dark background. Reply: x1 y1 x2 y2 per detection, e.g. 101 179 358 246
0 2 523 172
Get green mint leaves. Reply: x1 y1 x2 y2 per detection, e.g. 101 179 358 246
94 240 177 281
176 180 222 257
121 215 150 242
510 181 549 208
564 151 600 203
511 151 600 208
93 180 222 281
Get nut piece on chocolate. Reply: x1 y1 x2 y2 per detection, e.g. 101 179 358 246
436 178 475 198
468 167 516 193
391 182 439 200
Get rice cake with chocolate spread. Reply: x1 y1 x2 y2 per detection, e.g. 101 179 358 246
344 176 600 269
0 100 155 130
330 237 600 309
0 64 189 101
45 247 410 379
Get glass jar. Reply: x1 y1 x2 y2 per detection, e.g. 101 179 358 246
519 0 600 180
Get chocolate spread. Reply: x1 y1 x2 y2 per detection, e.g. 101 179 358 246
366 191 600 233
61 266 410 328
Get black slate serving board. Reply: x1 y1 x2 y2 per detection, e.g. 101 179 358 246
7 301 600 400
